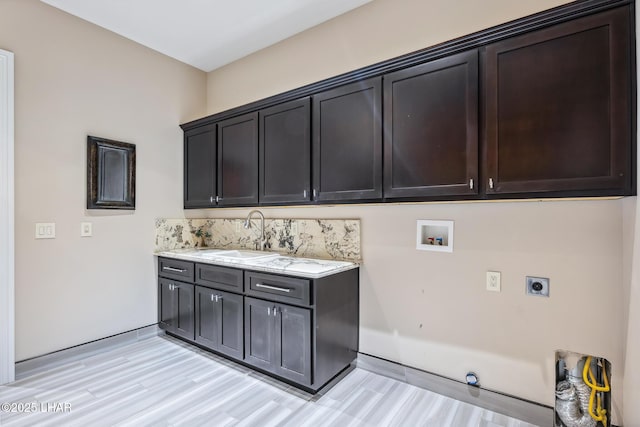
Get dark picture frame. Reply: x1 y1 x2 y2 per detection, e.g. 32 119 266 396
87 135 136 209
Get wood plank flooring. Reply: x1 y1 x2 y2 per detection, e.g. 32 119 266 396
0 336 539 427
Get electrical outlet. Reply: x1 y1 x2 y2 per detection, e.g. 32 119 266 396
35 223 55 239
526 276 550 297
81 222 92 237
486 271 501 292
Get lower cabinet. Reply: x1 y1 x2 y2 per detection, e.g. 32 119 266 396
245 297 312 386
158 278 194 341
195 286 243 360
158 257 359 392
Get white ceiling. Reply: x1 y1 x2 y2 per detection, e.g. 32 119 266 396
40 0 372 72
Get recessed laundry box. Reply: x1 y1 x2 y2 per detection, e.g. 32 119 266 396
555 350 611 427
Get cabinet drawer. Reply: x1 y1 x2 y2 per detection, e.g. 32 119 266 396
195 263 243 292
158 257 195 282
245 272 311 306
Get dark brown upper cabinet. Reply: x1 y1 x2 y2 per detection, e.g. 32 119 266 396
181 1 635 208
484 6 632 196
383 50 479 199
184 124 216 208
259 98 311 205
312 77 382 202
217 112 259 206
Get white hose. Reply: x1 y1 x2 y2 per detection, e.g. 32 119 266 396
555 377 597 427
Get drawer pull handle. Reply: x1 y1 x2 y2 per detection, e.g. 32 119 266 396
255 283 291 293
163 266 186 273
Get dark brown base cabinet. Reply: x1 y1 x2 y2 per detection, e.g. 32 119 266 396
245 297 312 385
195 286 243 361
181 1 635 207
158 278 194 341
157 257 359 392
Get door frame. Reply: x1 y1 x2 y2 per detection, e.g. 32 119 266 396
0 48 15 385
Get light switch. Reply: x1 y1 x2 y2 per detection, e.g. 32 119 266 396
35 223 56 239
81 222 92 237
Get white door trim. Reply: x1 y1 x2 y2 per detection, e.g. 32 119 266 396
0 48 15 385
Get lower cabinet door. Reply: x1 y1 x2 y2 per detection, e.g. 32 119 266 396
274 304 312 386
195 286 218 349
244 297 275 372
217 290 243 360
158 278 177 333
173 282 195 341
196 287 244 360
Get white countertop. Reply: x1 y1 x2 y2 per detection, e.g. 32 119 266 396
155 248 359 279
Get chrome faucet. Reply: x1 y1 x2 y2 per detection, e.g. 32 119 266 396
244 210 267 251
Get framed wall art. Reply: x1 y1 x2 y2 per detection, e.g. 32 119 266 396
87 135 136 209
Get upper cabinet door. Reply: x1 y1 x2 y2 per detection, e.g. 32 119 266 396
383 50 479 199
312 77 382 202
484 7 631 196
259 98 311 205
184 124 216 208
217 112 259 206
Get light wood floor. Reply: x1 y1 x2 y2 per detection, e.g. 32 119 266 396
0 336 539 427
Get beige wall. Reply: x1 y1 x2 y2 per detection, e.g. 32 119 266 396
623 199 639 427
0 0 206 360
205 0 634 422
622 4 640 423
207 0 574 114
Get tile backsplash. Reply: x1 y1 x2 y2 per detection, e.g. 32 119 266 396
155 218 361 261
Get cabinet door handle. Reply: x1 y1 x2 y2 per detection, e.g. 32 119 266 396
211 294 214 302
469 178 474 190
303 190 307 198
273 306 278 316
255 283 291 293
169 284 173 291
216 196 220 203
267 307 271 316
163 266 186 273
489 178 494 189
312 189 317 198
210 196 213 203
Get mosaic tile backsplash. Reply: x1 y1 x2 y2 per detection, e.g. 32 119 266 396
154 218 361 261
